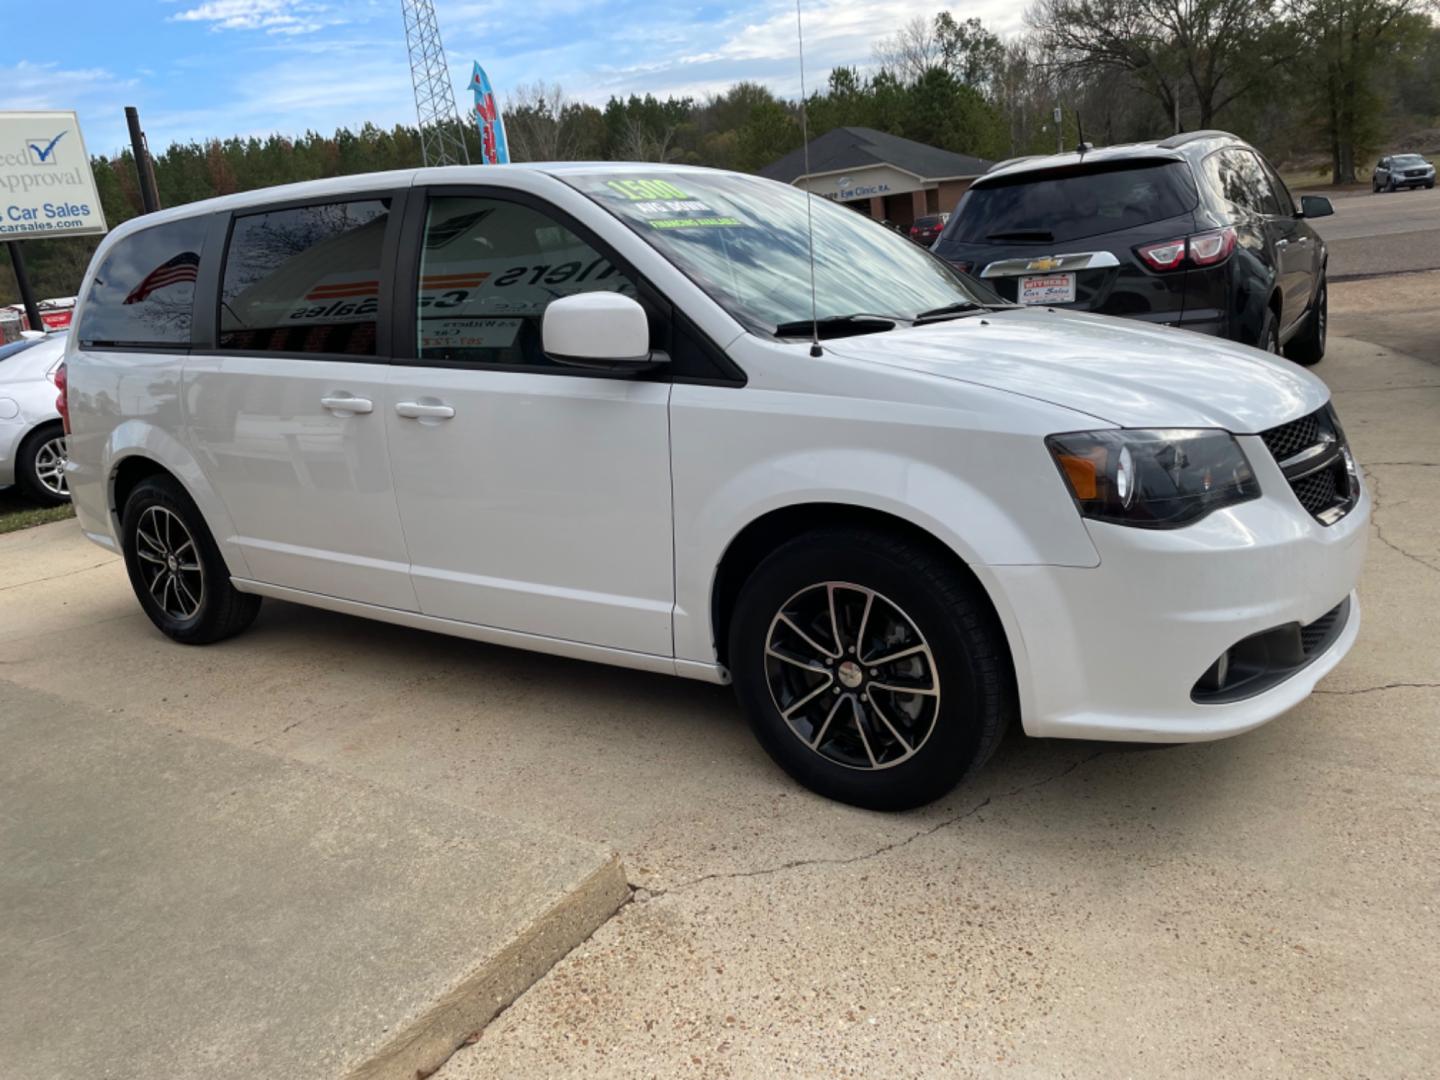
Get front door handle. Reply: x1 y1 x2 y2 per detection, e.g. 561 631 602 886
321 394 373 415
395 401 456 420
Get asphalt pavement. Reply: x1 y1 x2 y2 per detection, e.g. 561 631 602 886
2 279 1437 1078
1308 185 1440 279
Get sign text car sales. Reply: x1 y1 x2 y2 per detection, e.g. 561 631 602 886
0 110 107 239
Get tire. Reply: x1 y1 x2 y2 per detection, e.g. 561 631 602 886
1284 275 1327 366
15 422 70 507
1258 307 1281 355
120 474 260 645
728 528 1014 810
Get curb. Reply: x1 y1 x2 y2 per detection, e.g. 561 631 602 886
351 857 632 1080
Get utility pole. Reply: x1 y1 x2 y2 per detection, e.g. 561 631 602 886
125 107 162 214
4 242 42 333
1054 106 1063 154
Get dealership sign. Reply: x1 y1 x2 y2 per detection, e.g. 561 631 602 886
0 110 107 240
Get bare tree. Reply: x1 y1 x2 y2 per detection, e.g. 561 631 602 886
1027 0 1289 128
615 118 680 162
873 16 945 82
503 82 581 161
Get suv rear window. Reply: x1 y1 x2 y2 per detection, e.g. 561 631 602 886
915 215 947 228
946 161 1198 244
77 218 206 348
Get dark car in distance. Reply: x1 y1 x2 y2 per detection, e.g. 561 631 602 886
1372 153 1435 192
931 131 1333 364
908 213 948 246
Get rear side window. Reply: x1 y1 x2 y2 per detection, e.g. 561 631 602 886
1202 149 1283 216
219 199 389 355
77 218 206 348
947 162 1198 244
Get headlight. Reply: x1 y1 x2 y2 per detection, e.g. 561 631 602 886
1046 429 1260 528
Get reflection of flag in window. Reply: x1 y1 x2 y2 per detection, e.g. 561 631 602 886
123 251 200 304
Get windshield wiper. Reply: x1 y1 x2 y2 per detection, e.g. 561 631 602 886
985 229 1054 242
912 301 986 325
773 313 907 339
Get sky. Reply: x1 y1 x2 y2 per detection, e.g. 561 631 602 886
0 0 1022 157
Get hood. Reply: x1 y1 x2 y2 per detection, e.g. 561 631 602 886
824 307 1328 432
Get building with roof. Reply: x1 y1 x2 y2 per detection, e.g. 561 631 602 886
759 126 993 226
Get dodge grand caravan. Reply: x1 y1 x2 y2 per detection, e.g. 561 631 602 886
61 165 1368 809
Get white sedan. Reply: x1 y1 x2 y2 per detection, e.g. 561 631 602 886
0 332 69 505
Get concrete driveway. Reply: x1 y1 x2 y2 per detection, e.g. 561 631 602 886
3 277 1437 1078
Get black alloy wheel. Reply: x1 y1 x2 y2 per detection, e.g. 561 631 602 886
729 528 1013 810
121 474 261 645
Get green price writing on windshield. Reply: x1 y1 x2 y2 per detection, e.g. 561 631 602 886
606 178 692 201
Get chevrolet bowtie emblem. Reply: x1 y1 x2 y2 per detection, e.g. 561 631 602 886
1026 256 1063 272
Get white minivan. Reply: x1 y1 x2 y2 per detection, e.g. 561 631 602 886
62 165 1368 808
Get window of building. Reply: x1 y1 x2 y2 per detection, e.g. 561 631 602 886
77 218 207 348
219 200 389 355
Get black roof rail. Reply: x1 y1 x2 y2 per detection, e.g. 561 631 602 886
1156 129 1234 150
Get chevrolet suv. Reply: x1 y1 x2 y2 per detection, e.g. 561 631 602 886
61 164 1366 809
933 131 1333 364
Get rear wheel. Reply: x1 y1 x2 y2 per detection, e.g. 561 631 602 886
121 475 260 645
16 423 69 507
1284 275 1327 366
729 528 1013 810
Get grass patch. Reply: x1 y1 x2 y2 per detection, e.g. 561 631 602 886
0 495 76 535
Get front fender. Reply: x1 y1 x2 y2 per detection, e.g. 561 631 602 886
671 443 1099 666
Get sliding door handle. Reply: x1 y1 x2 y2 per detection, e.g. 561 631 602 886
395 401 456 420
320 394 373 415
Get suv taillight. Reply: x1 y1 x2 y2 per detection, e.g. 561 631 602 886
1137 227 1237 272
54 361 70 434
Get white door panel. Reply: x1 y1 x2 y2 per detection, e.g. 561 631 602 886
183 355 416 609
385 367 674 654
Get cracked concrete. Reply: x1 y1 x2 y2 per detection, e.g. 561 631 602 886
652 749 1114 899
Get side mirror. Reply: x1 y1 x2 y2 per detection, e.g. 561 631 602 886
1299 194 1334 219
542 292 663 371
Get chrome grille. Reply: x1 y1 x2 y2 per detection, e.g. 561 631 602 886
1260 405 1357 525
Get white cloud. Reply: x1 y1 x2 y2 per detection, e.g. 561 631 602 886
0 60 131 111
170 0 346 35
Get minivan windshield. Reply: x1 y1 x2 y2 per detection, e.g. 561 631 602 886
570 171 986 337
946 161 1200 245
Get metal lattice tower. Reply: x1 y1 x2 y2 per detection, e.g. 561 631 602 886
401 0 470 166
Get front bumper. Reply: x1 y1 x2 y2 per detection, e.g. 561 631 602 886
989 457 1369 743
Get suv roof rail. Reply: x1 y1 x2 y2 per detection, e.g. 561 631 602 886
1156 129 1233 150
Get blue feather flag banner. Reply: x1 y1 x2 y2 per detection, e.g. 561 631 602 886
469 63 510 165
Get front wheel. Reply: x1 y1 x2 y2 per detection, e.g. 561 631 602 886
121 475 260 645
729 529 1014 810
1284 276 1327 366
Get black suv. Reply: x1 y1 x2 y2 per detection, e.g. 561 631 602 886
932 131 1333 364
